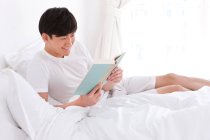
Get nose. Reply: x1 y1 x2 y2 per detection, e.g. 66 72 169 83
66 36 72 45
66 35 74 46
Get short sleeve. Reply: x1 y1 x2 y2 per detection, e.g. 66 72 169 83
26 58 49 93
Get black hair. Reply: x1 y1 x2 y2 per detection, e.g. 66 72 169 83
39 7 77 38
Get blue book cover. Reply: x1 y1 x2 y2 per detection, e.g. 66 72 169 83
74 52 125 95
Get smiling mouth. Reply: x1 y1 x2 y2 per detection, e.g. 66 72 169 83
62 47 70 51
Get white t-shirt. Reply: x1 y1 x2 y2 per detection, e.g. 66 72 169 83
26 41 93 103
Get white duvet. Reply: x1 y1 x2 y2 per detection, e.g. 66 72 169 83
2 69 210 140
43 89 210 140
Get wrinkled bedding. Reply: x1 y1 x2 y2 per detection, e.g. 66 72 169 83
1 69 210 140
45 88 210 140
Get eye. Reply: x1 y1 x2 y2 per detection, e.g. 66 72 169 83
60 36 67 40
71 34 75 37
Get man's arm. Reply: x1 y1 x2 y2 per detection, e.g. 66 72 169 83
38 83 102 109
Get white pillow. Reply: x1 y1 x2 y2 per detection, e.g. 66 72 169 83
0 69 27 140
2 68 60 140
5 38 44 78
0 53 7 69
0 121 27 140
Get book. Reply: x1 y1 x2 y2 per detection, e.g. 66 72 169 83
74 52 126 95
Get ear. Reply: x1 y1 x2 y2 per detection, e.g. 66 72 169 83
41 33 49 42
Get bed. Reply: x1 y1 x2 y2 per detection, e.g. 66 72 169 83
2 1 210 138
1 39 210 140
1 59 210 140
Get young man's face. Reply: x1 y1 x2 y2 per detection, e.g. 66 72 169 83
42 33 75 58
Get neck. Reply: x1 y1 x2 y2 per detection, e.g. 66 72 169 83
44 47 64 58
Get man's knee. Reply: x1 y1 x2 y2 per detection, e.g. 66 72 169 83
164 73 179 84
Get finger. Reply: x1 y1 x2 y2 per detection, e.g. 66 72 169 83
116 68 123 74
110 77 122 83
89 84 101 96
95 92 101 99
107 68 117 80
111 67 118 73
108 70 122 79
94 84 102 95
109 74 122 81
98 82 103 89
111 67 122 74
112 70 122 77
95 90 101 97
109 71 122 81
115 68 123 74
108 68 122 81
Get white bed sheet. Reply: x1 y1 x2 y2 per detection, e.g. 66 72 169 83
2 69 210 140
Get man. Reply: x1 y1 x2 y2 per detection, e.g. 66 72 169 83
26 7 123 109
26 7 210 109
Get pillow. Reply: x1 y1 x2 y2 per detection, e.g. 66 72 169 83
0 120 27 140
3 68 63 140
0 53 7 69
4 38 44 78
0 69 27 140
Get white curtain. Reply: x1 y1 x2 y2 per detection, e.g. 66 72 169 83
120 0 210 78
94 0 132 59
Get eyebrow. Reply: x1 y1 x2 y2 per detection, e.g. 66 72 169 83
54 35 66 37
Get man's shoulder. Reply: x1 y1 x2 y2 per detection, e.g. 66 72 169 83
30 50 49 65
32 50 49 61
27 50 50 77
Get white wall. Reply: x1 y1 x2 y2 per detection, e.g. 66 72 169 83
0 0 104 56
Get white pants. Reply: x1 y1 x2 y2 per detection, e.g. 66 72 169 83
111 76 157 97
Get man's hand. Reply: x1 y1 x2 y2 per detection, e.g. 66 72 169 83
54 83 102 109
107 67 123 83
77 83 102 107
103 67 123 91
38 92 48 101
